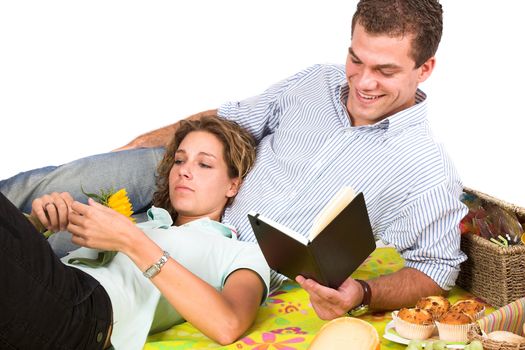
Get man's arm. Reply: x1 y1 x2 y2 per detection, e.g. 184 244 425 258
113 109 218 151
296 267 444 320
368 267 444 310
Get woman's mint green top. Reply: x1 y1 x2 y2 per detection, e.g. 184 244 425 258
61 207 270 350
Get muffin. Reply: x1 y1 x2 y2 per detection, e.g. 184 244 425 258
438 310 473 325
435 310 474 342
392 308 435 340
450 299 485 320
397 307 434 325
415 296 450 320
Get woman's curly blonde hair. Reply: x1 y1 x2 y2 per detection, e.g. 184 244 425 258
152 116 256 221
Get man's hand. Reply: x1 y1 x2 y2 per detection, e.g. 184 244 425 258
112 123 178 151
112 109 219 152
296 268 445 320
295 275 364 320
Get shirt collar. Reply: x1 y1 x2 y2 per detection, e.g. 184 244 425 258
182 218 238 240
339 85 428 138
138 206 238 239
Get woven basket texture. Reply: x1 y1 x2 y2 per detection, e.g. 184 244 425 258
457 187 525 308
468 323 525 350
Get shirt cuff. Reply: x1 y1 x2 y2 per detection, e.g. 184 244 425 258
404 255 466 291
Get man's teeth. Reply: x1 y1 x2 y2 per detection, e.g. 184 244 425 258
359 92 380 100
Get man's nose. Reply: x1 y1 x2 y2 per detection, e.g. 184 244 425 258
355 69 378 90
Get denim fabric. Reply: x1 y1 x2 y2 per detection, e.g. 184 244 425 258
0 192 112 349
0 148 164 257
47 231 82 258
0 148 165 214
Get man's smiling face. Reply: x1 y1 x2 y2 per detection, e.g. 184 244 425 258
345 22 435 126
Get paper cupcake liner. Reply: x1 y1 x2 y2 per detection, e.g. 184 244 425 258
473 306 486 321
435 320 472 342
392 311 435 340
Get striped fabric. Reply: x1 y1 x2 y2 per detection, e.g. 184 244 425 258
218 64 468 291
479 297 525 335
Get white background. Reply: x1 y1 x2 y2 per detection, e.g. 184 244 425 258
1 1 524 206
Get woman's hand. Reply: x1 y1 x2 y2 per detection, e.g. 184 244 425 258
31 192 74 232
67 198 142 253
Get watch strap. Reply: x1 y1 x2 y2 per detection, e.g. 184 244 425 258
356 279 371 306
347 279 372 316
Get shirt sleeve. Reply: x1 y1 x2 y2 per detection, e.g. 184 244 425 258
381 182 469 290
222 242 271 304
217 64 322 143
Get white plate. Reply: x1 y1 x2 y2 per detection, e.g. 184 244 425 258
383 321 466 349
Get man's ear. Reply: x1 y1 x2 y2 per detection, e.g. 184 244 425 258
417 57 436 84
226 177 240 198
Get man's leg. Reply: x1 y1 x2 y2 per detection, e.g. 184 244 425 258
0 147 165 214
1 147 165 257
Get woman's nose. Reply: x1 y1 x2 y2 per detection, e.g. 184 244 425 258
178 164 192 179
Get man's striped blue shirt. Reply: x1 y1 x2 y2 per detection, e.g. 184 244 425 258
218 64 467 291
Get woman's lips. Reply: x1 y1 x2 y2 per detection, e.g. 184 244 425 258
175 186 194 192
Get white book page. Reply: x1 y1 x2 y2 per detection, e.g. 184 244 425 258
251 212 309 246
308 186 356 241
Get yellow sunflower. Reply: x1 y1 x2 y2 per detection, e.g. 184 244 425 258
82 187 135 222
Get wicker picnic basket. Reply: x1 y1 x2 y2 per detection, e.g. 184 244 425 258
457 187 525 308
467 297 525 349
468 323 525 350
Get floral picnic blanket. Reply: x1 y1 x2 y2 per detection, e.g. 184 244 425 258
144 247 492 349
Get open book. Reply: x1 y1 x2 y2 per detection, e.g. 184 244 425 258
248 187 376 288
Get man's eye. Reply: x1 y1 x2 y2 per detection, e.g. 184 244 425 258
380 70 395 77
351 58 361 64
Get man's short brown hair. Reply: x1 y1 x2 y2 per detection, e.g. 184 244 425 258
351 0 443 67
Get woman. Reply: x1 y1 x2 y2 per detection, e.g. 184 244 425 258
0 116 269 349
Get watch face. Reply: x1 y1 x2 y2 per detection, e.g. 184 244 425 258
348 304 369 317
144 265 161 279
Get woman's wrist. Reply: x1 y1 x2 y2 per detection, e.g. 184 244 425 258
122 231 165 272
119 226 148 256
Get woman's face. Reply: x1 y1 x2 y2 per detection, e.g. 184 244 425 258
168 130 239 225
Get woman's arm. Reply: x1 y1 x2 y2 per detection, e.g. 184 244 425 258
67 199 265 345
148 260 264 345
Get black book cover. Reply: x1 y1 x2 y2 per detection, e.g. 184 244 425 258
248 192 376 289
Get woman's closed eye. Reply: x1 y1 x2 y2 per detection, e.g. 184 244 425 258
199 162 211 169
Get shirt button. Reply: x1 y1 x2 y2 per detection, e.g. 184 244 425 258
97 332 104 343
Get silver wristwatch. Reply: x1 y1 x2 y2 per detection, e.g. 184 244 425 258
143 251 170 279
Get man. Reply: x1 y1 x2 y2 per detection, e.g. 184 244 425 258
1 0 467 320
